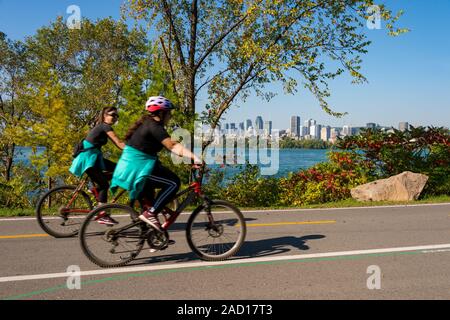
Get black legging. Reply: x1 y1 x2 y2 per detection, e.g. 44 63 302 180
140 163 181 214
85 158 116 203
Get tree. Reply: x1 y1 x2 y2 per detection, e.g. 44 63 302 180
126 0 407 151
15 68 73 187
25 17 150 130
0 32 30 181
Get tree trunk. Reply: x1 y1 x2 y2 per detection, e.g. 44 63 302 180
5 144 15 182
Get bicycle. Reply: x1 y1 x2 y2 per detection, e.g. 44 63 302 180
79 165 247 268
35 172 129 238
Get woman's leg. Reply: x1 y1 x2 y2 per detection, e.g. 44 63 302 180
86 158 116 204
139 164 180 231
147 164 181 214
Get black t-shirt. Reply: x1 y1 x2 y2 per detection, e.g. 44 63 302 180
127 118 170 156
85 123 113 148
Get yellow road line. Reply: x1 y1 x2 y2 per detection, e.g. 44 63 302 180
0 221 337 238
243 220 337 227
0 234 50 240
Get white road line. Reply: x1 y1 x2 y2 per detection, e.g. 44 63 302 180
1 202 449 222
1 243 450 283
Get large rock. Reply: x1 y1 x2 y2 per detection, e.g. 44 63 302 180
351 171 429 202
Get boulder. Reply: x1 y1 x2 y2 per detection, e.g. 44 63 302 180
351 171 429 202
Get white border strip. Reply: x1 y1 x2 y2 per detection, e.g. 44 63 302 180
1 202 449 222
1 243 450 283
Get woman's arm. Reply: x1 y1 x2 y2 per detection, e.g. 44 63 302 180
107 131 126 150
161 138 202 164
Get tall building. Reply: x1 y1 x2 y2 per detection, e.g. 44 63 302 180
239 122 245 131
366 123 377 129
310 124 322 140
342 125 352 136
264 121 273 136
255 116 264 131
245 119 252 131
399 122 409 132
321 126 331 142
304 119 312 135
290 116 301 137
230 123 236 130
300 125 308 137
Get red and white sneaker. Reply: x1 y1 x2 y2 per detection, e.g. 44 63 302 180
94 211 119 226
139 210 163 232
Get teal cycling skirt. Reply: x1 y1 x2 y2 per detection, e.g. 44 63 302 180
110 145 158 200
69 140 104 178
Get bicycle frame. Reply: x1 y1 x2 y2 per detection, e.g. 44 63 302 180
64 175 127 214
111 166 214 235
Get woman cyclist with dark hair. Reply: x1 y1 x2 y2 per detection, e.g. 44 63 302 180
111 96 202 232
69 107 125 225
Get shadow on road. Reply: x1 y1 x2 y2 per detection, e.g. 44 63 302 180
128 234 326 267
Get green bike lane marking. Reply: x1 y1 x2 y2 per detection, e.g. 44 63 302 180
3 248 447 300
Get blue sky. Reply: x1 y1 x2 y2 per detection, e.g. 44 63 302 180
0 0 449 130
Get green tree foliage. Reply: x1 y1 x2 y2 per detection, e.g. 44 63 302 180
0 32 30 182
0 19 163 205
279 138 332 149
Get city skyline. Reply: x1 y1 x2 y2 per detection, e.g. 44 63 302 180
220 115 430 134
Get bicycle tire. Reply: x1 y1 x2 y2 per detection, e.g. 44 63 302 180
186 200 246 261
36 185 93 238
79 204 145 268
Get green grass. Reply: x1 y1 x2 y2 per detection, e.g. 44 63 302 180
1 195 449 217
235 195 450 211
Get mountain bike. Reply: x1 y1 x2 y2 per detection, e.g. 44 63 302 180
79 165 247 268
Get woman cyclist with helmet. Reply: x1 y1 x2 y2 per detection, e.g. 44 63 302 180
111 96 202 232
69 107 126 225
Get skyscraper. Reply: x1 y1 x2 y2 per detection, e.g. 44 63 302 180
290 116 301 137
321 126 331 142
304 119 312 135
342 125 352 136
264 120 273 136
245 119 252 130
310 124 322 140
255 116 264 131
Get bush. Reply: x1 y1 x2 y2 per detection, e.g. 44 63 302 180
220 164 281 207
336 126 450 196
279 152 373 206
0 163 44 209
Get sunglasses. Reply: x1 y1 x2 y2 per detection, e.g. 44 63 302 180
107 113 119 118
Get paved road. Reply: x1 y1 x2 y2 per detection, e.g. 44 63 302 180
0 203 450 300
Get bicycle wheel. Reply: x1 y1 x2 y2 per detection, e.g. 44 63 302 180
186 200 246 261
36 185 93 238
79 204 145 268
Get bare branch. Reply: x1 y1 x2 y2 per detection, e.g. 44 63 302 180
195 67 232 97
161 0 188 75
194 13 249 72
160 37 179 96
